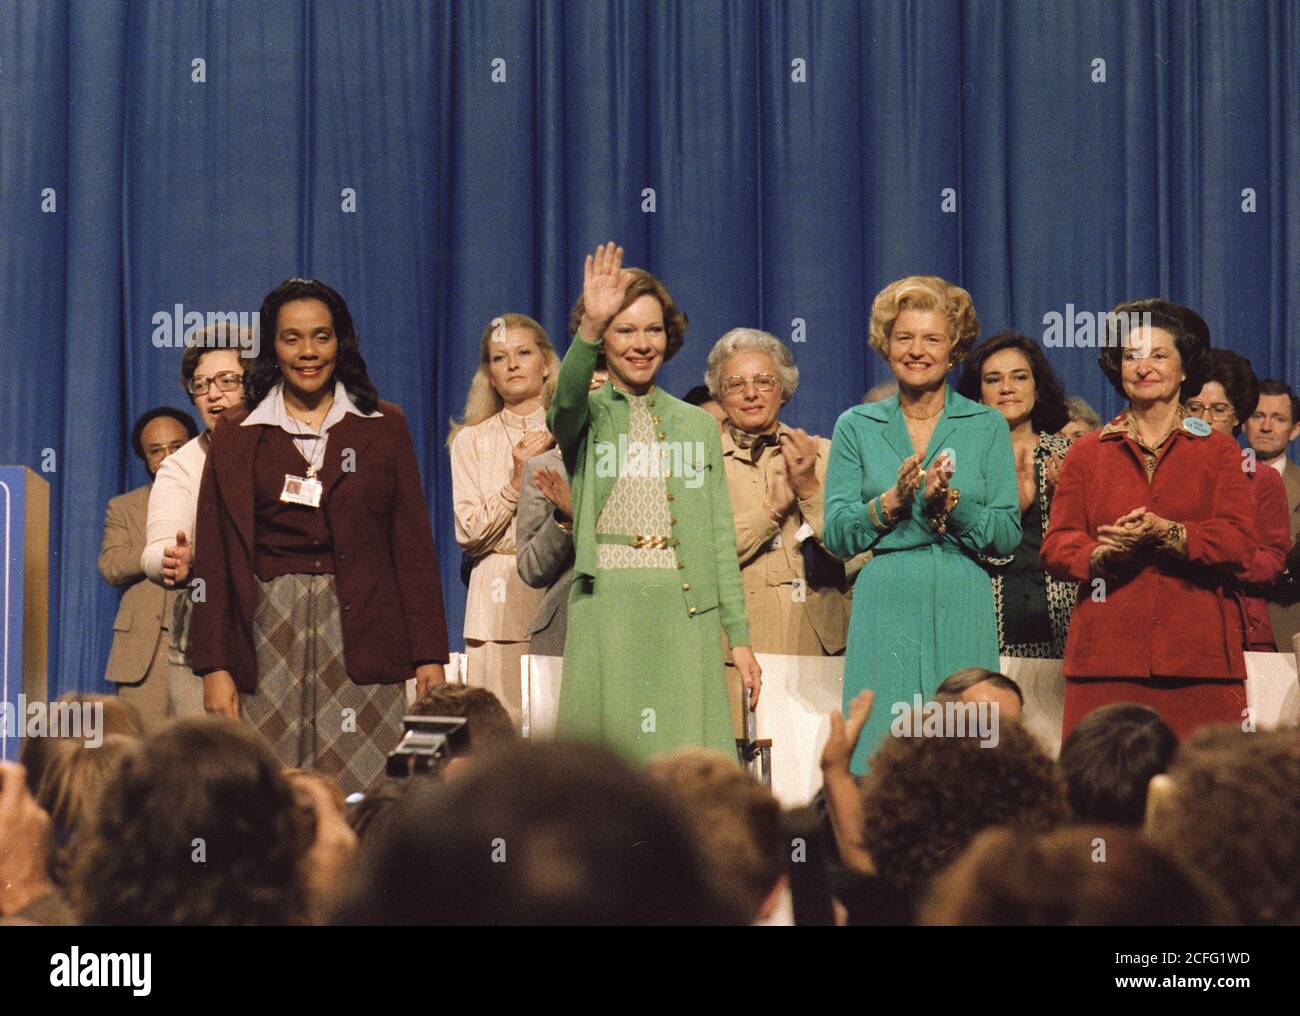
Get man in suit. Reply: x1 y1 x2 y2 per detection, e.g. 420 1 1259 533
99 407 197 727
515 447 575 657
1244 380 1300 651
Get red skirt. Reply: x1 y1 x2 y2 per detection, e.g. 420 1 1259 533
1062 676 1247 742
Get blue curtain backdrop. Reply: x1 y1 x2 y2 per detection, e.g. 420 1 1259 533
1 0 1297 694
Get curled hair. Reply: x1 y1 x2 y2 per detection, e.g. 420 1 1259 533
447 313 560 446
246 278 379 413
568 267 688 363
72 718 313 925
868 275 980 365
956 331 1071 434
180 322 254 403
1147 726 1300 926
1096 298 1210 402
704 328 800 403
1199 348 1260 436
859 720 1068 907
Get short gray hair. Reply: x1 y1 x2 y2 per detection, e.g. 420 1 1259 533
1065 395 1101 428
704 328 800 402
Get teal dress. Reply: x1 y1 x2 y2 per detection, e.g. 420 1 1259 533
824 388 1021 772
547 335 749 764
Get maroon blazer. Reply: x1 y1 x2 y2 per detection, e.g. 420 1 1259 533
191 400 449 693
1042 417 1257 681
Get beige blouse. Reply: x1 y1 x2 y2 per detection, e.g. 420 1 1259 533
450 405 549 642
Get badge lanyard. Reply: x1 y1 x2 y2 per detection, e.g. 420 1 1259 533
280 403 328 509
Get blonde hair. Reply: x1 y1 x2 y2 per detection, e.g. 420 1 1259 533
868 275 980 365
447 313 560 446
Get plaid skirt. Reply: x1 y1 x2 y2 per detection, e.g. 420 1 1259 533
245 573 406 794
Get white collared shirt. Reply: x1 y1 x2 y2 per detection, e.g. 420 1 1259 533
242 379 381 473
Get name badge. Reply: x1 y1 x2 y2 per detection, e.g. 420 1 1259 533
280 474 323 508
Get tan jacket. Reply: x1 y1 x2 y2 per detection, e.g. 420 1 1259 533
99 484 171 683
1266 458 1300 648
720 425 853 655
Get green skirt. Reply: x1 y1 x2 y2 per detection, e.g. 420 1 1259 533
557 567 734 765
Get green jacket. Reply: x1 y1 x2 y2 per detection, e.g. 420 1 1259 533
547 335 751 647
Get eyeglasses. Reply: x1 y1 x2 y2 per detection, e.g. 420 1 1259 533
189 371 245 396
1186 401 1235 420
721 374 780 396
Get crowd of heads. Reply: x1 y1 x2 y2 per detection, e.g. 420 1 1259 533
4 676 1296 927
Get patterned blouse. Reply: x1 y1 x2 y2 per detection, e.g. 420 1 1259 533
594 392 677 569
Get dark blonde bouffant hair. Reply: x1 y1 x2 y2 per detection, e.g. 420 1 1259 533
447 312 560 446
567 267 688 362
868 275 980 365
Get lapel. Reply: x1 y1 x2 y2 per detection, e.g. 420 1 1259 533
860 395 914 465
925 387 981 466
315 410 380 498
863 387 980 467
212 408 261 563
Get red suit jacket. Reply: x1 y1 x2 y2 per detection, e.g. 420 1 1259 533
1042 419 1257 680
191 401 448 693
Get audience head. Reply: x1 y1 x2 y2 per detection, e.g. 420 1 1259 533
958 330 1070 435
705 328 800 435
869 276 979 394
334 740 736 925
1244 379 1300 463
73 717 313 925
647 749 787 923
1097 298 1209 406
248 277 379 413
1061 395 1102 442
933 667 1023 721
1187 348 1259 437
409 683 515 768
181 322 252 429
921 826 1236 925
859 720 1068 912
130 407 198 476
1146 726 1300 926
20 693 144 794
1058 703 1177 826
35 735 139 887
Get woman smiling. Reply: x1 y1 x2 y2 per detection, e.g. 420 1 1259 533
824 275 1020 772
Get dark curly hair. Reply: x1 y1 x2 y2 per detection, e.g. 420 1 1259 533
1097 298 1210 402
1197 348 1260 436
567 267 688 363
957 331 1070 434
859 719 1069 906
245 278 380 413
71 717 313 925
1147 725 1300 926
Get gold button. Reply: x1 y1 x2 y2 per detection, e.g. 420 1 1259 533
688 606 697 615
666 493 674 501
657 431 666 440
681 583 690 591
670 538 680 547
676 562 685 570
670 517 678 525
652 415 662 425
